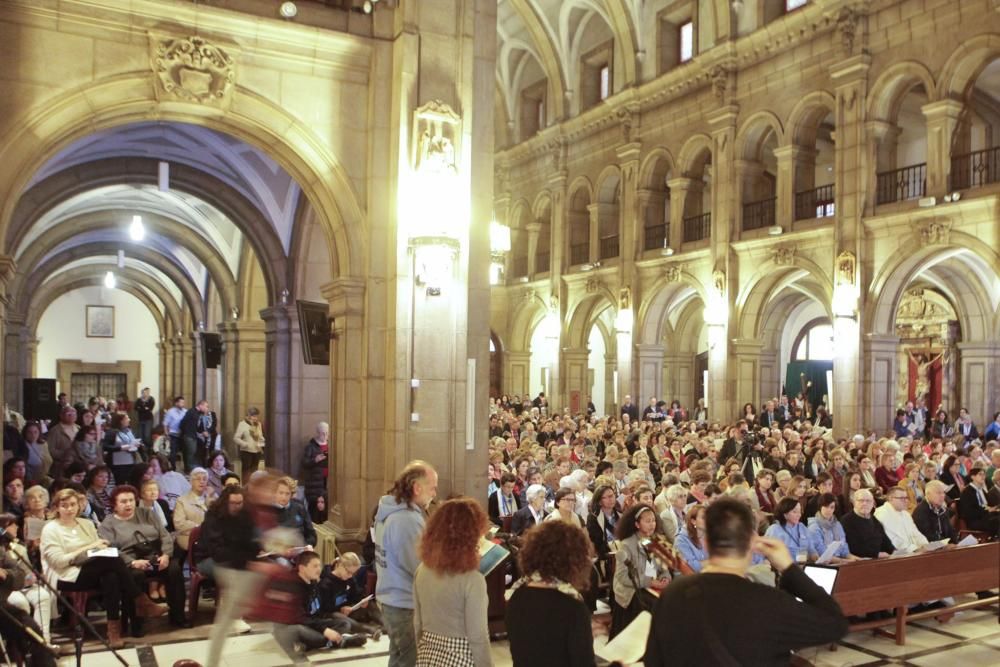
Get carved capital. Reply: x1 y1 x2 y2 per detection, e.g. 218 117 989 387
772 245 796 266
710 65 733 100
150 34 236 106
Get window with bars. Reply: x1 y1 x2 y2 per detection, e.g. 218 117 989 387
70 373 127 406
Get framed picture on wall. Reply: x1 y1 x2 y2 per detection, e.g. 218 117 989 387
86 305 115 338
296 300 330 366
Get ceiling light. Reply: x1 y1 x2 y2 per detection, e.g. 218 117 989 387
104 271 116 289
768 225 783 236
363 0 374 12
129 215 145 241
279 1 298 19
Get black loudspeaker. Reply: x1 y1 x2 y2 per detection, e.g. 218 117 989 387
203 333 222 369
23 378 59 422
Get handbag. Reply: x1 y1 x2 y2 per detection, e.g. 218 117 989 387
124 530 162 562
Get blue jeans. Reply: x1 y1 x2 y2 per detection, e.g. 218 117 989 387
381 603 416 667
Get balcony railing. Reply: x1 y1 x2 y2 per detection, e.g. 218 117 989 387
683 212 711 243
950 146 1000 191
599 235 619 260
569 242 589 266
535 251 550 274
742 197 776 231
510 256 528 278
643 223 668 250
795 184 835 220
876 163 926 205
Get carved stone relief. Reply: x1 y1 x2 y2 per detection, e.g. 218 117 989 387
150 34 235 106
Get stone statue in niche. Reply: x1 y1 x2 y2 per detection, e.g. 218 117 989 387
412 100 461 173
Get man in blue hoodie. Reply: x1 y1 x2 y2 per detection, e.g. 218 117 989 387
374 460 438 667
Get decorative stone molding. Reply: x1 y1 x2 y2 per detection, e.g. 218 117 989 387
549 293 559 311
618 287 631 310
772 245 796 266
520 288 536 303
663 265 682 283
616 107 637 143
920 219 952 246
546 137 567 173
710 64 734 100
585 278 603 293
413 100 461 173
150 34 235 106
836 250 857 286
712 270 725 295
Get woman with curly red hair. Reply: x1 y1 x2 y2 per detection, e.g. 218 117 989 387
413 497 493 666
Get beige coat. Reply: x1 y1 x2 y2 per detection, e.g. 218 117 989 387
233 419 265 453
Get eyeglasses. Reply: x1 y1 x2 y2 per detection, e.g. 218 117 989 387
889 495 907 501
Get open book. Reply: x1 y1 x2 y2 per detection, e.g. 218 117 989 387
478 537 509 576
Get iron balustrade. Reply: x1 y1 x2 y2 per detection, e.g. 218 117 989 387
795 184 835 220
950 146 1000 191
599 235 619 260
742 197 776 231
644 224 667 250
570 242 589 266
876 163 926 205
683 212 711 242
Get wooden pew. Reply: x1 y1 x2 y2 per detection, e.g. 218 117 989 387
831 542 999 645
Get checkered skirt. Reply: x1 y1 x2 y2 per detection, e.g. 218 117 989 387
415 631 475 667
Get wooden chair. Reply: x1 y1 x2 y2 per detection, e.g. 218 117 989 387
185 526 214 623
64 590 97 629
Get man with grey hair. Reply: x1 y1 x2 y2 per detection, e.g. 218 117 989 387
912 480 956 543
511 483 548 535
841 489 894 559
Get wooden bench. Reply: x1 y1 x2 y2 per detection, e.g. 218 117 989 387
831 542 999 645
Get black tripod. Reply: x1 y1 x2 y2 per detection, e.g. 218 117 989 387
2 538 129 667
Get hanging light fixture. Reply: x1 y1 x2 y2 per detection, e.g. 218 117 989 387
103 271 117 289
129 215 145 241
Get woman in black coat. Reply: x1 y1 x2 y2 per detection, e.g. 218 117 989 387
298 422 330 505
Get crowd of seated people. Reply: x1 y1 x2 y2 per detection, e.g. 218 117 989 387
0 396 359 658
487 391 1000 645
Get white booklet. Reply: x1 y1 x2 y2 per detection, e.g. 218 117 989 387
349 594 374 613
816 540 842 564
87 547 119 558
924 539 950 552
597 611 651 665
956 534 979 547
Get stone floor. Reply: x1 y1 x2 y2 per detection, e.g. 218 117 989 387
55 599 999 666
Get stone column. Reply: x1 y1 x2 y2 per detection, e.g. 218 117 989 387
636 344 665 403
956 342 999 425
504 351 531 398
666 177 695 248
617 142 641 267
708 105 738 248
773 145 815 225
22 335 38 380
604 353 616 416
322 278 368 536
548 173 568 277
758 349 779 402
3 314 26 410
158 340 174 404
260 305 294 473
562 347 590 413
179 336 195 402
525 221 541 278
189 331 205 401
171 335 186 401
586 203 601 263
922 98 965 198
0 256 12 449
863 335 900 432
731 339 763 411
217 321 267 463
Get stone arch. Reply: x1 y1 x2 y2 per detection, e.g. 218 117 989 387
9 209 238 317
566 291 617 349
637 271 708 345
671 294 707 354
937 33 1000 100
567 176 595 205
0 76 364 280
595 165 622 204
867 238 1000 341
735 259 834 341
507 0 568 120
27 275 172 341
509 292 551 352
532 190 553 220
677 134 714 176
736 111 784 160
638 147 676 189
18 243 205 325
9 158 289 301
867 61 938 122
786 91 837 146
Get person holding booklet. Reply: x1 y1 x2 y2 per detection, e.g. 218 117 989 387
319 552 384 634
873 487 929 553
806 493 857 565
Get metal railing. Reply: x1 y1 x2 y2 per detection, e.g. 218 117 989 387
950 146 1000 191
510 256 528 278
683 212 711 243
742 197 776 231
876 163 926 205
643 224 668 250
795 184 835 220
599 235 619 260
569 242 589 266
535 252 550 274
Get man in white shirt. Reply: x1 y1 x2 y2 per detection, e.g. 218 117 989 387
873 488 928 552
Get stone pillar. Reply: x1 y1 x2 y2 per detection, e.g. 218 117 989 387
863 335 900 433
773 145 815 225
261 305 294 473
217 321 267 463
171 335 186 401
708 105 738 248
662 352 694 409
604 352 616 416
733 159 762 234
547 173 568 277
731 339 763 412
617 142 641 268
922 98 965 198
22 335 38 380
0 256 12 449
179 337 195 402
563 347 590 412
322 278 368 535
525 221 541 278
586 203 602 263
158 340 174 405
504 350 531 398
189 331 205 401
636 344 664 403
758 349 779 402
666 177 695 247
3 314 26 410
956 342 999 425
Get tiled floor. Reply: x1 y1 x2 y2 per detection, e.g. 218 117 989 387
57 601 999 666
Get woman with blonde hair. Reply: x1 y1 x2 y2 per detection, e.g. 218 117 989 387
413 497 493 666
320 552 384 635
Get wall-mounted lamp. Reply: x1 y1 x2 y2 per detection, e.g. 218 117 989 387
411 237 459 296
489 220 511 285
129 215 145 241
103 270 116 289
581 261 602 272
